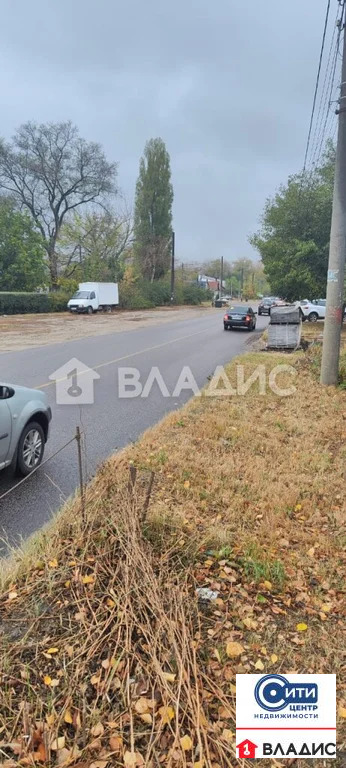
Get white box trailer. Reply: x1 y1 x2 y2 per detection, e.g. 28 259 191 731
67 282 119 314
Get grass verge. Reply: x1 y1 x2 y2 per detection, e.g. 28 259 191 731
0 344 345 767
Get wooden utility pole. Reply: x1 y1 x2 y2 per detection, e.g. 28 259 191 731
321 6 346 385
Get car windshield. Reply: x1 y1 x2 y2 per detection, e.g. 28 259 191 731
72 291 90 299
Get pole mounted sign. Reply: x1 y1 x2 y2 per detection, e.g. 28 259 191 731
236 674 336 759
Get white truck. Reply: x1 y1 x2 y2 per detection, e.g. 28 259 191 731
67 282 119 314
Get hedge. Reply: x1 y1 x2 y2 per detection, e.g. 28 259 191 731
0 292 69 315
0 283 210 315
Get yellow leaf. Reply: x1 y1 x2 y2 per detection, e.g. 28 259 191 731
91 722 104 737
307 547 315 558
163 672 176 683
44 675 52 686
82 574 95 584
91 674 101 685
46 713 55 726
183 480 190 489
296 623 308 632
106 598 115 608
158 705 175 724
295 503 302 512
50 678 60 687
229 683 237 694
222 729 233 743
90 762 108 768
193 761 204 768
263 580 272 591
255 659 265 671
226 641 244 658
8 590 18 600
243 617 258 630
49 558 58 568
68 560 76 567
180 735 193 751
51 736 65 751
46 647 59 655
339 706 346 719
64 580 71 588
321 603 332 613
271 654 278 664
64 710 73 724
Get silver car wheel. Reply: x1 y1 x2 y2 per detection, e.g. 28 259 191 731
22 429 43 469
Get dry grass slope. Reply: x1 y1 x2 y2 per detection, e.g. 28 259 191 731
0 341 345 767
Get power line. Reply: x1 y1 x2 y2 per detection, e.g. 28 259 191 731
303 0 332 173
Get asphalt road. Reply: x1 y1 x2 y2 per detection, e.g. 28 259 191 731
0 310 268 548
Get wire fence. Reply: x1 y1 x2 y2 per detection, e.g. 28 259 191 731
0 428 86 520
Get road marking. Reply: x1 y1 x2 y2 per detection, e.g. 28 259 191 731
36 326 211 390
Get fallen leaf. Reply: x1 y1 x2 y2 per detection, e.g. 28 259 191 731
106 598 115 608
183 480 190 489
46 647 59 655
162 672 176 683
271 654 278 664
8 590 18 601
180 735 193 751
64 710 73 724
158 705 175 724
36 742 47 763
134 697 151 714
51 736 66 751
222 729 233 743
46 713 55 726
82 574 95 585
140 713 152 725
255 659 265 671
296 623 308 632
123 752 137 766
109 735 123 752
64 580 71 588
193 761 204 768
44 675 52 686
91 674 101 685
90 762 108 768
91 722 104 737
263 580 272 591
56 747 72 766
339 706 346 719
226 641 244 658
49 558 58 568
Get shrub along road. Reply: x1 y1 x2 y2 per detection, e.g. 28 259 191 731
0 309 267 547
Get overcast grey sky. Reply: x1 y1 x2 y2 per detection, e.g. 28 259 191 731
0 0 330 264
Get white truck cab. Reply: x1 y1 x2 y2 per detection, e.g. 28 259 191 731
67 282 119 314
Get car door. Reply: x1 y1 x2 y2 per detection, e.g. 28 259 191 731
0 397 12 465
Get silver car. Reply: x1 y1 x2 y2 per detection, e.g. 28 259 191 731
0 384 52 476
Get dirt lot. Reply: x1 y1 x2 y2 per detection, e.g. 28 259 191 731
0 306 214 352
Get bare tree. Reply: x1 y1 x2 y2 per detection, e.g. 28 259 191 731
58 200 133 281
0 121 117 287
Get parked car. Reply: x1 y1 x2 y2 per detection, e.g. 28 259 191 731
223 305 257 331
299 299 326 322
258 297 279 315
0 384 51 476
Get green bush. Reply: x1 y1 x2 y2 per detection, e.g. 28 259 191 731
0 292 69 314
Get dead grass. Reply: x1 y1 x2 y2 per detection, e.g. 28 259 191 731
0 347 345 767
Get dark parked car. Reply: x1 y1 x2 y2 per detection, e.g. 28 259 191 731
258 297 278 315
223 305 256 331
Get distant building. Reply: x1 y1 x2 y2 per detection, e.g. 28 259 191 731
197 274 225 292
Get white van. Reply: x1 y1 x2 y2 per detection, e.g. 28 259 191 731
67 282 119 314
